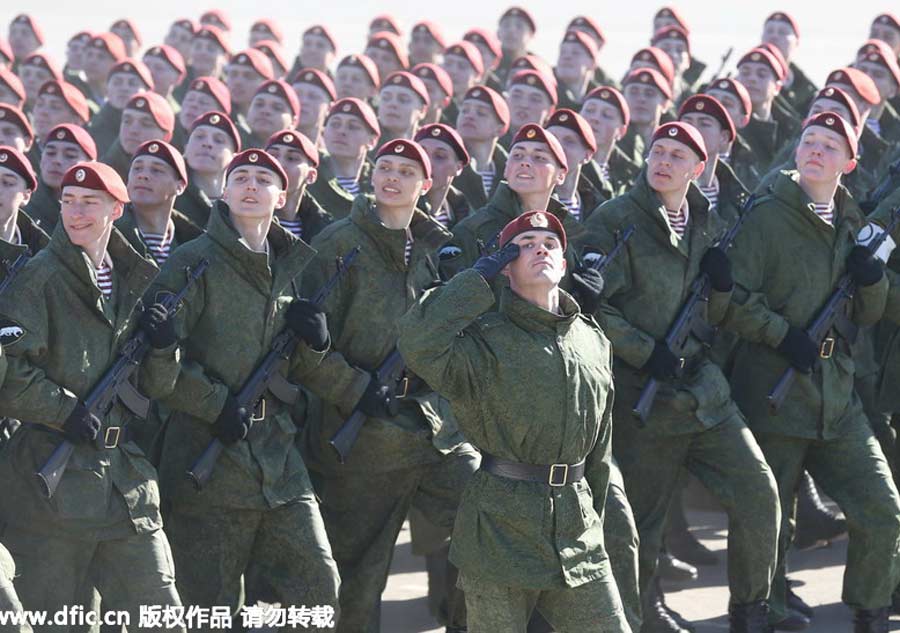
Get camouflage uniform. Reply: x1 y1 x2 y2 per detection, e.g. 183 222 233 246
308 156 373 220
173 172 214 228
451 145 508 210
86 103 123 155
22 183 61 233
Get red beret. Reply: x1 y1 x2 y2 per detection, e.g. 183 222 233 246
367 32 408 69
654 6 690 33
584 85 631 127
500 210 566 251
109 58 154 90
251 19 283 44
382 71 430 106
194 25 231 56
126 92 175 138
0 105 33 144
631 47 675 85
230 48 274 80
412 21 447 48
38 80 90 124
266 129 320 167
338 54 380 88
133 139 187 182
0 69 25 107
170 19 197 35
561 30 598 59
369 15 402 36
568 16 605 44
856 40 900 88
303 25 337 52
144 45 186 80
678 94 736 142
765 11 800 38
463 28 502 65
545 108 597 154
0 145 36 191
443 41 484 76
651 121 707 161
22 53 62 82
705 77 752 120
45 123 98 159
327 98 380 136
11 14 44 45
757 43 789 78
68 30 93 45
873 13 900 33
0 39 13 65
62 161 128 202
623 67 673 100
826 67 880 106
89 33 127 63
509 70 558 106
500 7 536 33
511 123 568 170
737 47 785 81
510 55 555 79
188 76 231 114
415 123 470 164
290 67 337 101
375 138 432 179
200 10 232 32
226 149 288 190
253 41 289 76
802 111 858 157
813 86 861 129
463 85 511 134
254 79 300 123
412 64 453 100
651 25 691 56
111 19 142 46
190 110 241 151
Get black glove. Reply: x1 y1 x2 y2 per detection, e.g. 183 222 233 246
140 302 177 349
472 243 520 281
700 247 733 292
846 245 884 287
776 326 819 373
642 341 682 381
570 267 605 314
212 394 251 445
286 298 330 351
62 402 102 444
356 376 397 419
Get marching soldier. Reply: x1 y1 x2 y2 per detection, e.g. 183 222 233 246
16 53 61 111
365 32 408 82
242 79 300 149
334 54 380 102
101 92 176 180
579 85 641 195
0 69 25 109
110 19 141 58
290 25 338 77
171 76 231 151
761 12 818 114
545 108 606 221
87 58 155 152
412 64 453 126
0 146 48 265
6 14 43 66
452 85 510 209
462 28 504 92
377 71 430 143
620 68 673 167
224 49 274 124
81 32 126 107
29 80 90 154
290 68 336 143
439 42 484 125
408 21 446 67
704 77 762 189
163 18 197 63
415 123 471 229
254 41 289 81
650 26 692 100
172 25 230 103
495 6 536 84
504 69 557 145
0 104 34 157
567 15 615 87
142 45 186 110
555 31 599 110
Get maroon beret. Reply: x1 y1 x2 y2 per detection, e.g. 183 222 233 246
568 16 605 44
45 123 98 159
109 58 154 90
251 19 283 44
545 108 597 154
170 19 197 35
190 110 241 151
290 67 337 101
813 86 861 129
443 41 484 76
266 129 319 167
651 25 691 56
11 14 44 45
230 48 274 80
412 64 453 100
757 42 789 79
367 32 408 69
651 121 707 161
462 85 510 134
0 69 25 107
463 28 502 65
133 139 187 182
303 25 337 51
412 21 447 48
188 76 231 114
631 46 675 85
254 79 300 122
765 11 800 38
499 7 536 33
126 92 175 138
369 15 402 35
510 54 555 79
194 25 231 56
253 41 289 76
857 40 900 88
200 10 232 32
144 45 186 79
511 123 568 170
375 138 432 179
737 47 785 81
327 98 380 136
561 30 598 59
873 13 900 33
705 77 752 121
382 71 430 106
509 70 558 106
62 161 128 202
0 105 33 144
802 111 858 157
38 80 90 124
623 67 673 100
226 149 288 190
89 33 127 62
678 94 736 142
0 145 36 191
338 54 380 88
111 19 142 46
827 67 880 106
22 53 62 82
584 85 631 127
415 123 470 164
67 30 93 45
500 210 566 250
654 6 690 33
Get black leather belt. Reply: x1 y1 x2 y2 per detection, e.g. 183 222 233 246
480 453 586 487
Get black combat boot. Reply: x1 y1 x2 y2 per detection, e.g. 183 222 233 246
729 600 772 633
658 548 698 582
853 607 889 633
785 579 813 618
794 471 847 549
641 577 694 633
665 490 718 566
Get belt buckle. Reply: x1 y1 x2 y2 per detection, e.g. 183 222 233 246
548 463 568 487
251 398 266 423
820 337 835 359
104 426 121 449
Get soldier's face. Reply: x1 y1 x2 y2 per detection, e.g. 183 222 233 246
18 64 52 104
657 39 689 74
421 78 449 117
165 25 194 59
144 56 181 96
646 138 704 194
808 99 856 129
66 38 87 70
736 63 781 108
870 24 900 55
372 155 431 208
301 34 335 71
504 230 566 291
497 15 532 53
226 64 267 107
705 88 749 128
419 138 465 191
855 60 898 102
323 114 376 160
128 155 185 206
378 86 427 134
83 48 115 85
546 125 592 170
8 23 39 60
267 144 317 193
110 27 137 58
623 83 668 126
249 25 275 47
505 141 566 195
0 124 28 153
653 16 680 31
184 125 235 174
796 127 856 184
456 99 505 143
442 55 479 99
0 167 31 219
40 141 88 189
179 90 220 130
506 85 552 130
119 109 167 155
224 165 287 217
293 82 332 131
61 186 123 247
0 83 20 107
409 31 441 66
556 42 595 84
107 73 147 110
680 113 729 157
335 66 377 100
190 39 226 76
32 93 80 140
761 21 798 61
247 94 295 140
580 98 626 153
366 46 404 79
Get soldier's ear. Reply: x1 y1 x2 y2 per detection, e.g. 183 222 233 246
454 161 466 177
692 160 706 179
555 167 568 185
112 201 125 221
275 189 288 209
306 167 318 185
843 157 858 175
420 177 433 195
20 189 32 207
175 179 187 196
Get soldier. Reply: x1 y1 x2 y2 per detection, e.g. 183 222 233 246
17 52 61 110
545 108 605 221
415 122 470 229
628 48 675 97
567 15 614 87
0 104 34 155
495 6 536 84
265 129 334 241
334 54 380 102
311 98 379 219
462 28 504 91
870 13 900 55
650 26 692 100
7 14 42 63
199 9 231 36
172 76 231 150
620 67 673 166
853 40 900 144
439 41 484 125
291 25 338 77
377 71 429 143
555 31 599 111
225 48 274 124
0 160 185 632
101 91 175 180
243 79 300 149
0 146 48 263
580 85 641 195
25 123 97 231
412 63 453 126
110 19 141 58
82 32 127 106
249 19 283 48
163 18 197 62
291 68 336 143
142 45 186 108
580 121 780 633
88 58 155 153
176 110 240 226
652 7 707 88
452 85 510 209
761 12 818 114
61 30 92 98
408 21 446 67
254 40 289 80
0 68 26 108
723 112 900 633
704 77 761 189
505 70 557 145
368 14 402 38
397 209 630 633
365 32 409 82
175 25 230 102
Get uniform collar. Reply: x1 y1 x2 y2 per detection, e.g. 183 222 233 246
499 285 579 333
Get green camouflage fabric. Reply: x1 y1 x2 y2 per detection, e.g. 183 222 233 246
781 63 819 114
740 116 791 177
173 172 215 228
451 145 508 210
98 141 133 181
0 211 49 267
724 132 764 192
616 128 647 170
711 159 751 224
86 103 123 154
274 191 334 243
307 156 373 221
22 183 61 233
605 459 642 633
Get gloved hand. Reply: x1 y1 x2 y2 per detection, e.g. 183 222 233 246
700 246 733 292
356 375 398 419
286 298 330 351
846 245 884 287
472 243 520 281
62 402 102 444
212 394 251 445
570 267 605 314
776 326 819 373
140 302 177 349
642 341 682 381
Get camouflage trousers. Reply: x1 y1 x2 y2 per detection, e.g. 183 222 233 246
613 413 780 604
0 543 30 633
755 422 900 621
164 496 340 631
606 459 641 633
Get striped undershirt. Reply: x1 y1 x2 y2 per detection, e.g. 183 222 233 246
697 177 719 212
94 256 113 300
562 195 581 222
336 176 360 196
666 202 690 239
139 223 174 266
432 203 451 229
478 170 494 196
813 202 834 226
404 228 414 265
279 218 304 238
